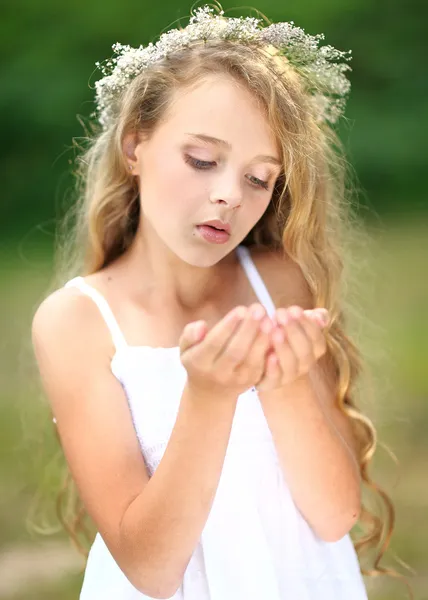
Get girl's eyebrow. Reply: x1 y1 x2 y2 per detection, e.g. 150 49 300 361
184 132 282 167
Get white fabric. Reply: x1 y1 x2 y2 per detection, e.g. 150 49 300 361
64 276 128 352
64 244 368 600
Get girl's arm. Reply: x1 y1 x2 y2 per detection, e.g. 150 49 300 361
32 289 239 599
256 250 361 541
120 383 238 597
258 368 361 542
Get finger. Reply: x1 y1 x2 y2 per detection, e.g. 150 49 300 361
179 320 208 353
180 306 246 364
266 349 280 373
303 308 329 328
298 313 327 359
265 347 281 378
277 307 328 329
256 347 280 390
281 311 315 374
243 316 274 378
297 312 322 343
271 326 298 378
217 303 267 370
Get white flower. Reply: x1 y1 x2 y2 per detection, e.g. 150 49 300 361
91 5 352 129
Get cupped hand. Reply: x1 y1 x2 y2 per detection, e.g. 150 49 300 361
181 303 329 396
255 305 329 393
179 304 273 400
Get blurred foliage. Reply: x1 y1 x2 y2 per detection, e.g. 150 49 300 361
1 0 427 244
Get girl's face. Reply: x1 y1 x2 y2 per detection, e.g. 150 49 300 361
130 74 282 264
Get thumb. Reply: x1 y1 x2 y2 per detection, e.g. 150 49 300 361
180 320 207 353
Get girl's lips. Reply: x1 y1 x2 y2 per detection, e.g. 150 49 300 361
196 225 231 244
199 220 231 234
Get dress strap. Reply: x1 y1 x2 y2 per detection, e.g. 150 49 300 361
235 245 276 318
64 276 128 352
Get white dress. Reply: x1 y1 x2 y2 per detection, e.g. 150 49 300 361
64 244 368 600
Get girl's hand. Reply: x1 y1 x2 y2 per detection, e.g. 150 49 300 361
179 303 273 401
255 305 329 393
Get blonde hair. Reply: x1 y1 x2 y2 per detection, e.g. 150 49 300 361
30 25 413 597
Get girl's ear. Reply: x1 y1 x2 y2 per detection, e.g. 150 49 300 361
123 131 148 171
122 132 139 163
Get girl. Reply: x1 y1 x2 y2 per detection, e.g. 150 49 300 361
31 4 410 599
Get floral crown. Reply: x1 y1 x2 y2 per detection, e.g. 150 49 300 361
91 4 352 130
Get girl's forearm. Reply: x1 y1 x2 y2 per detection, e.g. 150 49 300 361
118 384 239 598
258 374 361 542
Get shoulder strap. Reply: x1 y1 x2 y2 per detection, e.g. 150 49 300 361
64 276 128 352
235 245 276 318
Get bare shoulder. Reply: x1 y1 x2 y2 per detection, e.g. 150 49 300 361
31 284 115 365
250 246 314 311
32 285 95 334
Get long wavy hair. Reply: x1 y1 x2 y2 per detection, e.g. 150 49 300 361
28 8 414 597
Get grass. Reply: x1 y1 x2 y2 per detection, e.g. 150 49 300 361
0 215 426 599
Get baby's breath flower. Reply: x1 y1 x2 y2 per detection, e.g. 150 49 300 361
90 5 352 129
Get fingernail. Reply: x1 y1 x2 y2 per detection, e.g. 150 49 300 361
233 307 246 320
288 306 303 319
251 305 265 320
317 309 329 325
277 312 288 326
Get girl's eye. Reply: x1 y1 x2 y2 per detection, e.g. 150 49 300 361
248 175 269 191
184 155 214 170
184 154 270 191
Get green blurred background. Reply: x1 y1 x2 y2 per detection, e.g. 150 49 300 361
1 0 427 598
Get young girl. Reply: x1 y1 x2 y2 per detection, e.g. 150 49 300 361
31 4 409 599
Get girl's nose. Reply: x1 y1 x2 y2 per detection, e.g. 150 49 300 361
210 175 243 208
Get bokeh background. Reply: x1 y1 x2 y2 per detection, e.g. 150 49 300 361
1 0 427 598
